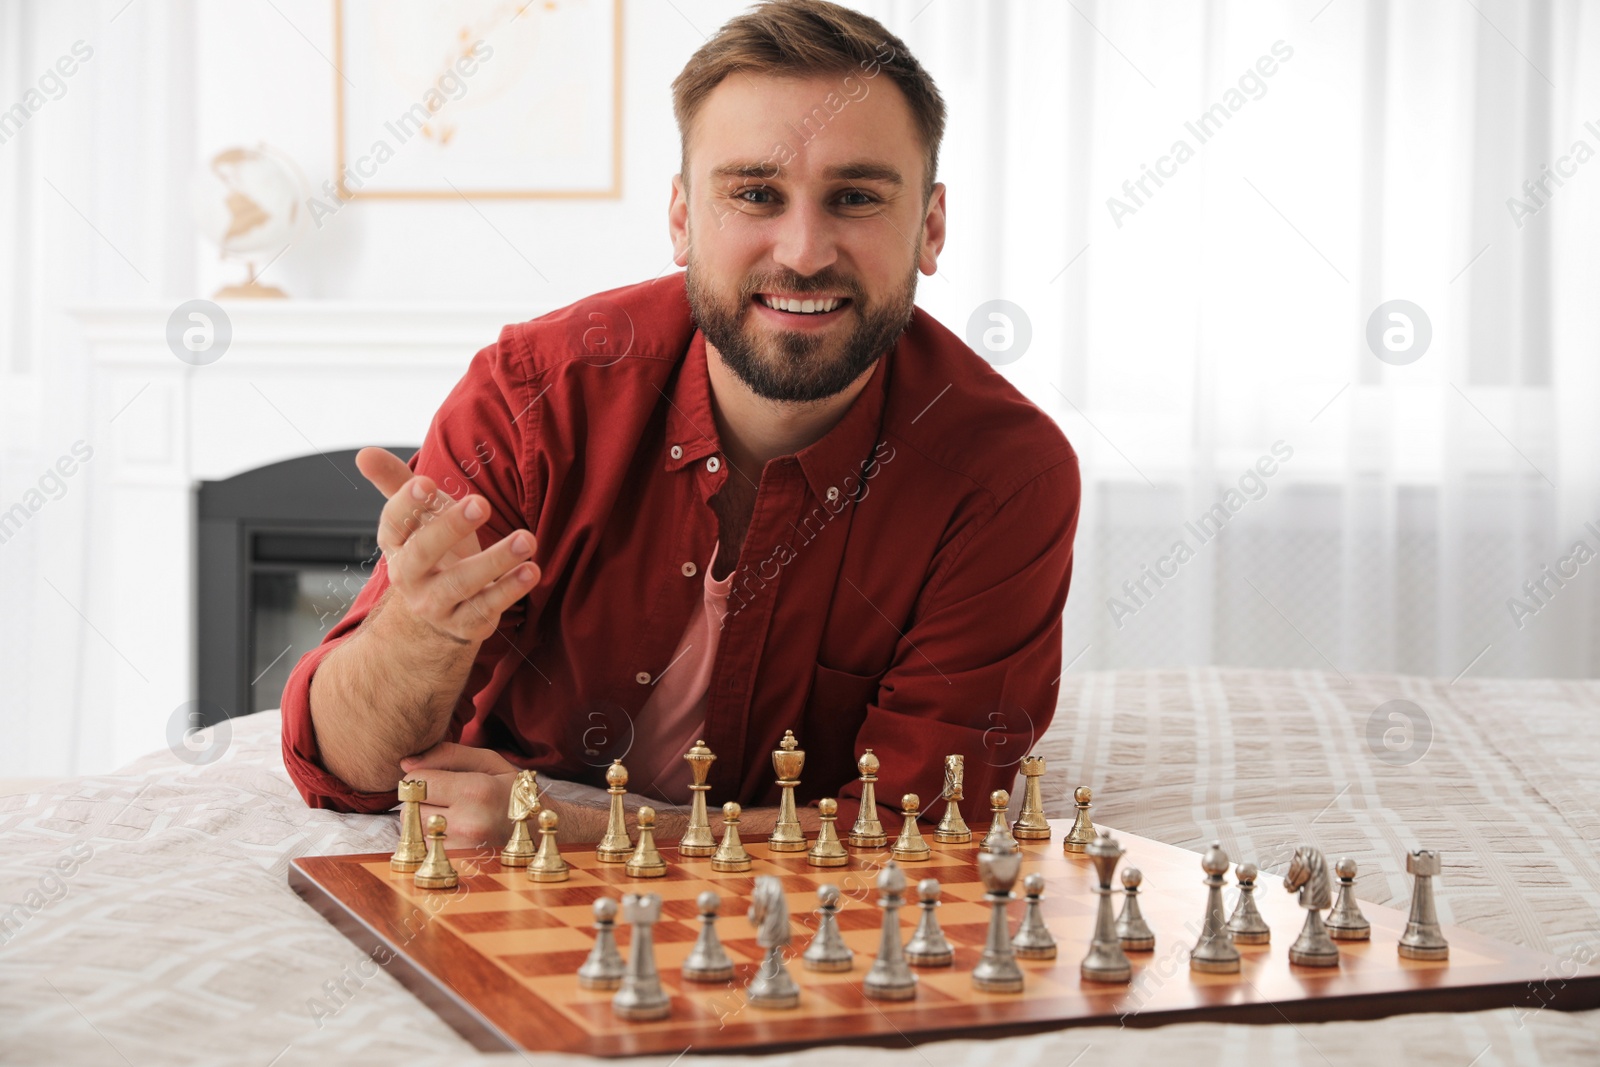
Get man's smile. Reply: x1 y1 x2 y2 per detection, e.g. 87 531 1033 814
750 292 854 327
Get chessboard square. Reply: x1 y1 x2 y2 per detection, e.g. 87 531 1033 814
463 926 596 955
502 948 593 978
587 864 700 886
445 907 570 933
514 883 611 908
610 920 699 947
935 902 992 927
807 974 961 1011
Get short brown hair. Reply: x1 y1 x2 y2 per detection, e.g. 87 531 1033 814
671 0 947 203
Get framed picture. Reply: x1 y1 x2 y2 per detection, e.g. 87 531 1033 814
333 0 623 200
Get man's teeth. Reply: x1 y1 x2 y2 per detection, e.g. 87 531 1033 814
757 294 845 314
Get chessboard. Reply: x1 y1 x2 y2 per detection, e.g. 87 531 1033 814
289 818 1600 1056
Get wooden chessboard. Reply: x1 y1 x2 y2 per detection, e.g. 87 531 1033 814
288 819 1600 1056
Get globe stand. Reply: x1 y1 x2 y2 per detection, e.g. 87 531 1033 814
215 261 287 300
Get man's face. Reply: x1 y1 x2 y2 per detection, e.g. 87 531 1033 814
670 74 946 404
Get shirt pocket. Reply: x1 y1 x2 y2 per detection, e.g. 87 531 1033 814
806 661 883 722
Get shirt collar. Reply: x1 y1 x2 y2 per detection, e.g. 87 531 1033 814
663 328 893 506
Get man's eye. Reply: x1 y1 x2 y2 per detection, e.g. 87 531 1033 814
735 186 773 204
839 190 877 206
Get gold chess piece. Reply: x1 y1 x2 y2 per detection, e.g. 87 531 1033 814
980 789 1018 852
679 739 718 858
391 778 428 872
807 797 849 868
1063 786 1095 854
501 769 540 868
768 730 808 852
626 806 668 878
711 801 752 873
935 754 971 844
596 759 633 863
413 814 459 889
527 808 570 882
1012 755 1051 840
891 794 932 862
849 749 887 848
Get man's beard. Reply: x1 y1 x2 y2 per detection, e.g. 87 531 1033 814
685 255 919 404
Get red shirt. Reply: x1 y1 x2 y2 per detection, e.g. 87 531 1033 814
280 273 1080 828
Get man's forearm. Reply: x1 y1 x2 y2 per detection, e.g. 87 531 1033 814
309 590 480 793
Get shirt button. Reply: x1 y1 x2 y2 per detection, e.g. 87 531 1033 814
670 445 683 460
635 671 651 685
826 486 840 502
706 456 721 473
681 561 697 577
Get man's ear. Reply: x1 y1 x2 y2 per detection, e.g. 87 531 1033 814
918 181 947 276
669 173 691 267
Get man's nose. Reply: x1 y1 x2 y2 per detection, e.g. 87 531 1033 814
769 198 839 278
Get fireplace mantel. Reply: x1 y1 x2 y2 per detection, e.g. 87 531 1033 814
70 300 540 767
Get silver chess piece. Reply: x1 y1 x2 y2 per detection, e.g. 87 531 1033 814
1082 830 1133 982
1285 845 1340 967
576 897 626 991
612 893 671 1020
747 875 801 1008
682 890 734 983
1190 841 1241 974
1116 867 1155 951
905 878 954 967
863 860 918 1000
1325 857 1371 941
803 884 854 972
1397 849 1449 960
972 838 1026 993
1012 872 1057 959
1226 862 1271 945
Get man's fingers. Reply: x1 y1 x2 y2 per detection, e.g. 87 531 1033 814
374 473 446 559
356 446 417 498
450 562 540 632
402 741 515 776
439 530 538 603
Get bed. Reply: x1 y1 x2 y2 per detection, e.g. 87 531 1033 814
5 668 1597 1065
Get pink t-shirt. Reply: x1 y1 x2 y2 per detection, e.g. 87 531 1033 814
628 539 736 803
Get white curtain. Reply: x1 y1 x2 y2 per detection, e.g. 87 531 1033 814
891 0 1600 679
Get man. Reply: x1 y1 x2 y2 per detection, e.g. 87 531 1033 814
281 0 1080 848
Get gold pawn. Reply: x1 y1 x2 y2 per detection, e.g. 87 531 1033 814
595 759 632 863
891 793 932 861
807 797 850 868
413 814 459 889
527 808 570 882
711 801 752 873
391 778 427 872
980 789 1018 853
626 806 668 878
1012 756 1052 841
1063 786 1096 854
848 748 887 848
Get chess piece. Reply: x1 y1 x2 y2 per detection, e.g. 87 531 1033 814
849 749 887 848
1115 867 1155 951
413 814 459 890
980 789 1018 853
747 875 801 1008
863 860 917 1000
935 754 971 843
1226 862 1271 945
613 893 671 1021
768 730 808 853
1081 830 1132 981
626 806 668 878
679 739 718 858
807 797 849 867
972 838 1025 993
596 760 633 863
711 801 753 873
390 778 427 872
1325 857 1371 941
1012 755 1051 840
527 808 570 883
500 769 540 868
1397 849 1449 960
1285 845 1340 967
577 897 626 991
891 794 932 862
1012 872 1057 959
904 878 954 967
1063 786 1095 854
1189 841 1241 973
682 890 735 983
803 884 854 972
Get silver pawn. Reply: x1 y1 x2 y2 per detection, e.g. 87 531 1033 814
972 838 1026 993
1397 849 1449 960
905 878 954 967
1190 841 1241 973
1116 867 1155 951
576 897 626 990
612 893 670 1020
1011 872 1057 959
682 890 734 982
863 860 918 1000
803 884 854 972
1226 862 1271 945
1325 857 1371 941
